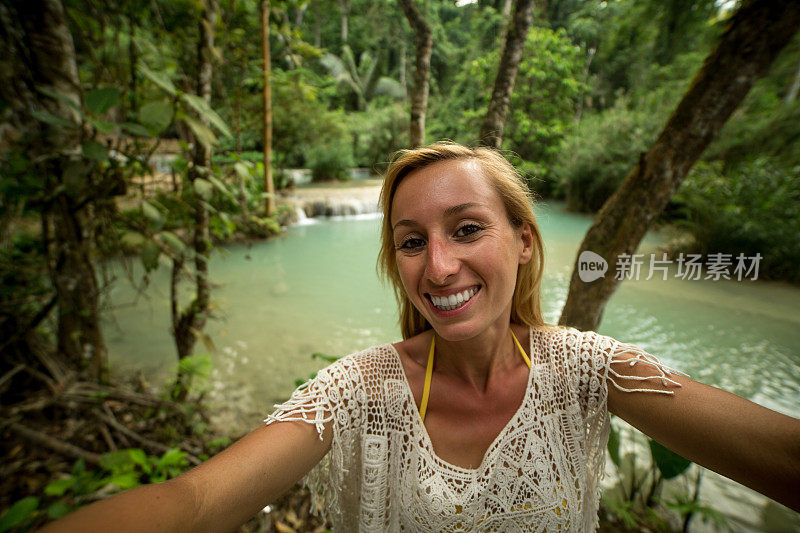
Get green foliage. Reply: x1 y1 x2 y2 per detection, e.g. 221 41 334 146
0 497 39 533
349 103 408 170
2 448 191 532
649 440 691 480
602 417 728 531
307 141 355 182
674 160 800 282
554 97 664 211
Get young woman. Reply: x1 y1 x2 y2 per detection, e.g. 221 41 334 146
41 142 800 532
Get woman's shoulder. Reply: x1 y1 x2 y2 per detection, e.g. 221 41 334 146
317 343 402 384
532 323 617 347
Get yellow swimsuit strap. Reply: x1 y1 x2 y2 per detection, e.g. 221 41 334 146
419 329 531 422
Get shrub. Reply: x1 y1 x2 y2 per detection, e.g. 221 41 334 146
307 140 355 182
553 98 663 213
674 159 800 283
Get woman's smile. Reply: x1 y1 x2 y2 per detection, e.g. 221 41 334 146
427 286 481 313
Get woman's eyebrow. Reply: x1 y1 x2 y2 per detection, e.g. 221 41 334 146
392 202 487 231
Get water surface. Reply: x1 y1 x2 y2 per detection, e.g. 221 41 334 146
102 202 800 531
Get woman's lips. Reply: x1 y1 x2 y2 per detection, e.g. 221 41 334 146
426 286 481 314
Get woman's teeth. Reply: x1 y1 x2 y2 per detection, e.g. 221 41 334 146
430 288 478 311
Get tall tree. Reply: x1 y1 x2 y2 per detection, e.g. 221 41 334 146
172 0 218 401
262 0 275 217
479 0 536 148
338 0 350 45
558 0 800 332
11 0 108 381
398 0 431 148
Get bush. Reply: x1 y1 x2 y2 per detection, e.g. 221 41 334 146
553 98 663 213
349 102 408 171
307 140 354 182
674 159 800 283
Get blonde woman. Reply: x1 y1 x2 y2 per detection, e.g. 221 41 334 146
42 142 800 532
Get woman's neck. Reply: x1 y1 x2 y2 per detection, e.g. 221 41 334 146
432 317 524 393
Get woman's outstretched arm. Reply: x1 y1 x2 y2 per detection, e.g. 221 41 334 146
608 358 800 512
38 420 332 532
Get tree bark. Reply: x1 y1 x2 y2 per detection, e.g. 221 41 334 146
172 0 218 401
782 55 800 105
479 0 536 149
262 0 276 216
398 0 432 148
11 0 108 382
558 0 800 332
338 0 350 45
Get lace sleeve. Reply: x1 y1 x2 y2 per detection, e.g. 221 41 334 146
577 329 686 421
264 356 363 440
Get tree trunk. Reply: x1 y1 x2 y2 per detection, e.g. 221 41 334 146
12 0 108 382
573 46 596 125
262 0 276 216
398 0 432 148
478 0 536 149
338 0 350 45
172 0 218 401
782 55 800 105
497 0 514 46
558 0 800 332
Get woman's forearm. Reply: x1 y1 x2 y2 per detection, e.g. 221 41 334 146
37 476 199 533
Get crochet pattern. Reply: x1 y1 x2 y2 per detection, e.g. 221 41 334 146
265 326 680 532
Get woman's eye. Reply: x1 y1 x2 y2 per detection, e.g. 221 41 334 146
398 237 425 251
455 224 482 238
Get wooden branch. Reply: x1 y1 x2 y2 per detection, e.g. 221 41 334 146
99 422 117 451
0 364 25 393
8 421 102 465
95 411 201 465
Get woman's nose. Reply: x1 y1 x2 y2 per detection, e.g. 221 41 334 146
425 237 459 285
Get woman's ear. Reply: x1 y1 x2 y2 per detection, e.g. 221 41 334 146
518 222 534 265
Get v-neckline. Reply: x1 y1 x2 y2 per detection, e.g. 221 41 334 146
387 327 541 474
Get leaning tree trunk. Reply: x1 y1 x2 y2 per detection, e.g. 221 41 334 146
172 0 218 401
479 0 536 149
14 0 108 382
398 0 432 148
558 0 800 332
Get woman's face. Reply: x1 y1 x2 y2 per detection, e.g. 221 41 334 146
390 158 533 342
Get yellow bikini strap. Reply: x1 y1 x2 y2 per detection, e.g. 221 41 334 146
419 335 436 421
419 329 531 422
510 329 532 368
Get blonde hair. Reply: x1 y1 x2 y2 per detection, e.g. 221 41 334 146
378 142 546 339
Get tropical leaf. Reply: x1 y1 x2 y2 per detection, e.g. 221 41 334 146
120 122 152 137
31 110 78 129
82 141 108 161
158 231 186 254
36 86 81 111
86 117 116 134
85 87 120 115
649 439 692 479
607 419 621 468
193 178 214 200
138 101 174 134
183 114 217 149
180 94 231 137
141 239 161 271
0 496 39 532
138 63 177 96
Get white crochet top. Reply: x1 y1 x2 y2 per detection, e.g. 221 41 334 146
264 326 679 532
